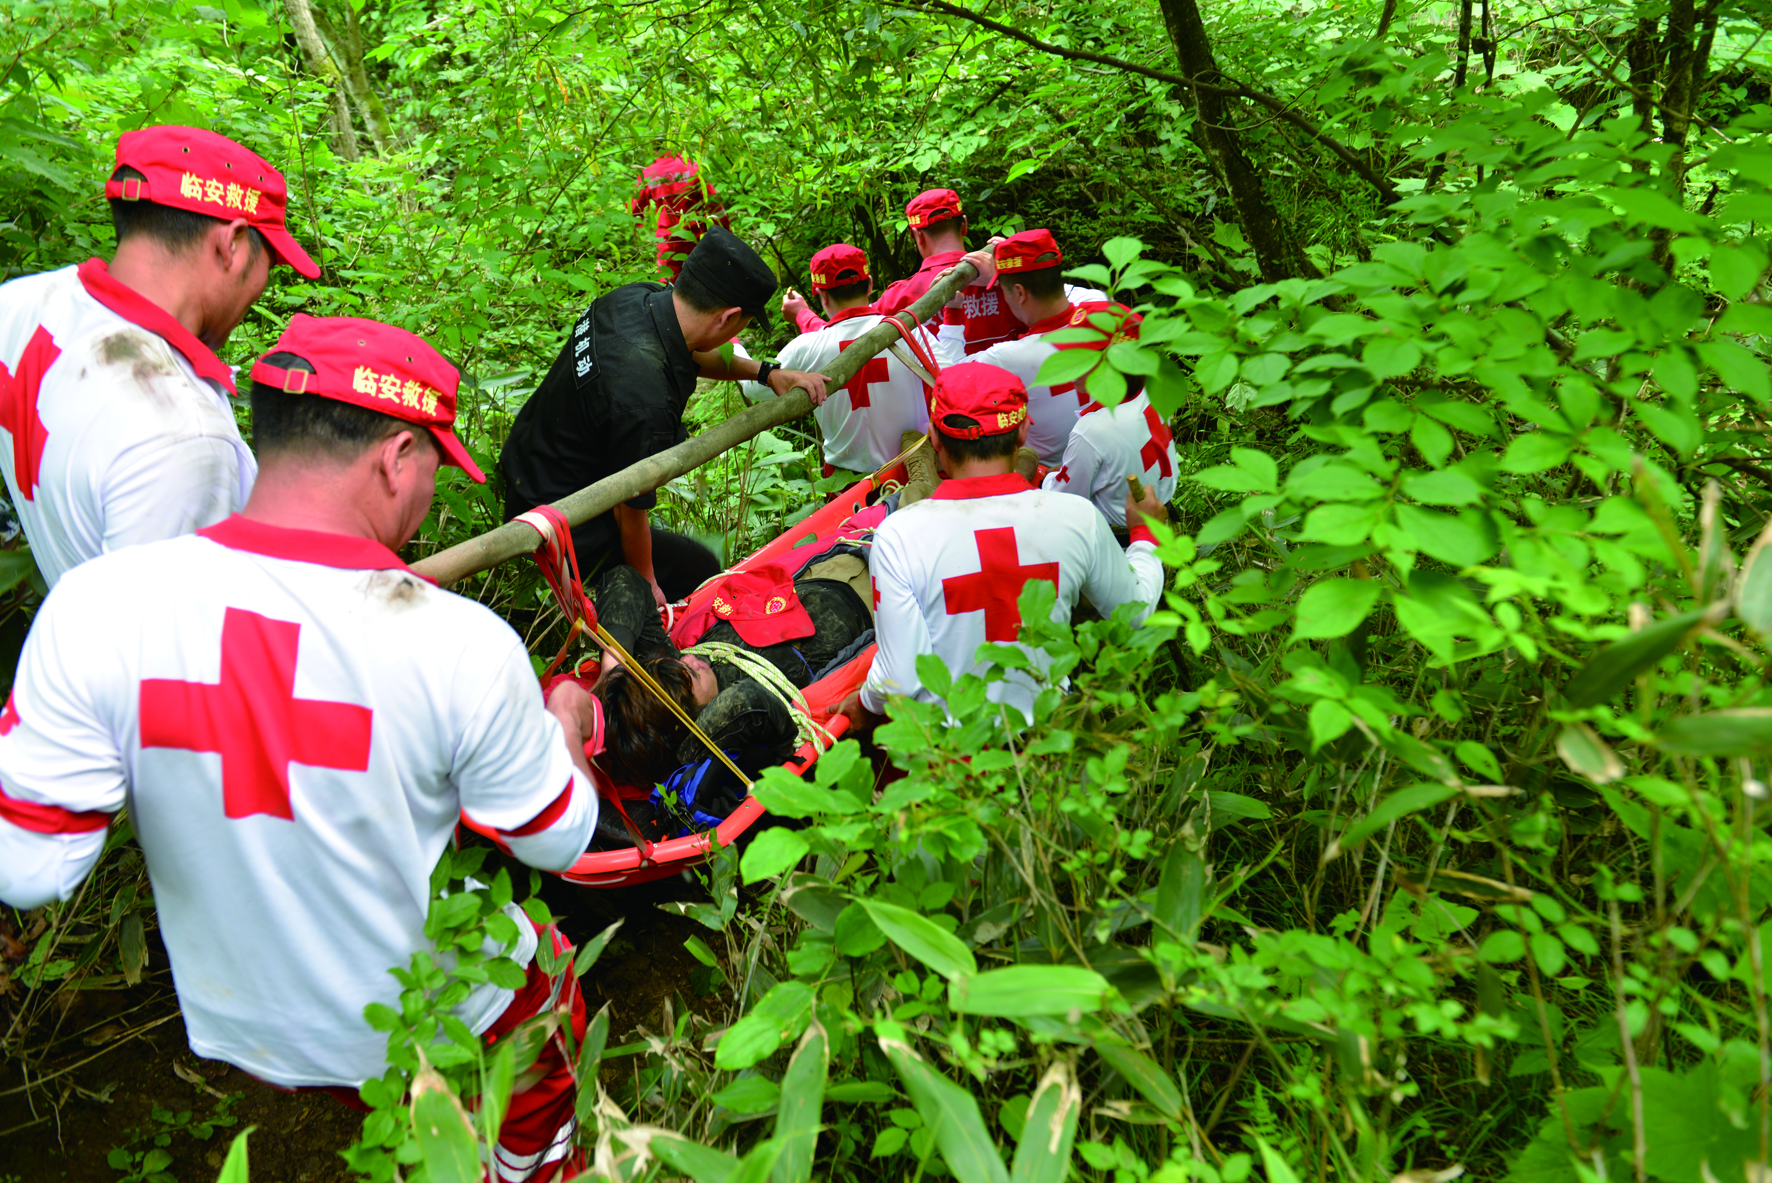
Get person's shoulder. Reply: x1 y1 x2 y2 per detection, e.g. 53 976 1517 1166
0 264 77 309
52 532 215 600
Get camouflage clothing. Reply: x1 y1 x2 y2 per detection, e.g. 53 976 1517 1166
592 565 871 767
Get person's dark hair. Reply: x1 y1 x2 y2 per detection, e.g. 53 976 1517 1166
918 215 967 246
109 167 266 259
673 266 732 315
592 656 697 787
249 352 409 460
825 279 869 304
1003 266 1063 302
936 414 1019 463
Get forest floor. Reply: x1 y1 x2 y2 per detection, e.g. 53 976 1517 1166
0 870 711 1182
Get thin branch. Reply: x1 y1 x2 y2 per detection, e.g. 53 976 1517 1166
903 0 1401 207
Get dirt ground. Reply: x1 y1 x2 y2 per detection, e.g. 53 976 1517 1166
0 871 710 1182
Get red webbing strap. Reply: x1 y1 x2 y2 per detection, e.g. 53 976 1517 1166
515 506 597 683
887 312 942 381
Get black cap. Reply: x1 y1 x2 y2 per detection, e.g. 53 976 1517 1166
678 225 777 331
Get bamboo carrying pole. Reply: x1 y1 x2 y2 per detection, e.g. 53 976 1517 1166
411 260 980 587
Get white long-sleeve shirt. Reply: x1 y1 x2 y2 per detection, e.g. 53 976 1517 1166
1042 393 1179 529
0 259 256 585
0 516 596 1087
741 306 929 472
861 474 1163 722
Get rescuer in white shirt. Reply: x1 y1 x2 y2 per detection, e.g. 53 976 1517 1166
1039 302 1180 532
0 125 321 586
0 315 599 1183
841 362 1166 728
740 241 930 476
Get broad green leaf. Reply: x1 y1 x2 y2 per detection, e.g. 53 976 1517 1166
833 902 888 956
1154 841 1206 942
1230 447 1279 492
1698 339 1772 404
574 917 623 979
651 1133 741 1182
1009 1061 1082 1183
880 1029 1009 1183
1657 709 1772 757
1480 929 1526 963
214 1128 255 1183
826 1081 899 1103
479 1039 516 1148
1709 243 1769 300
1556 723 1624 784
1309 699 1353 749
1392 505 1500 567
1735 520 1772 636
411 1068 481 1183
1292 579 1381 641
1091 1042 1182 1122
948 965 1117 1017
1402 468 1485 506
772 1020 828 1183
713 1075 781 1114
740 828 809 883
1257 1137 1305 1183
860 900 977 980
1362 335 1422 379
1500 432 1571 473
1563 608 1713 708
716 982 816 1070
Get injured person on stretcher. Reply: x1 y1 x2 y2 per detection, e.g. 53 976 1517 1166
583 556 873 844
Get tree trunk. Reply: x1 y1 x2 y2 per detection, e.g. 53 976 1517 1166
283 0 360 161
1453 0 1474 89
312 2 395 153
1375 0 1399 40
1154 0 1314 282
1625 17 1659 137
1653 0 1708 273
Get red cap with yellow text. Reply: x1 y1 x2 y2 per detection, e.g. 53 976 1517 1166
906 188 964 230
808 243 870 290
106 126 319 279
993 228 1064 279
249 315 485 483
929 362 1028 439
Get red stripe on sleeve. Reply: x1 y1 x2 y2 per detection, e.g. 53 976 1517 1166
500 778 573 838
1130 525 1157 547
0 780 112 834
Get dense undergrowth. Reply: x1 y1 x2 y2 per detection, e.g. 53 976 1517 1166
6 0 1772 1180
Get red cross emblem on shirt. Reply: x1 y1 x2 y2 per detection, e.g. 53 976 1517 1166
139 608 374 821
941 527 1060 642
0 326 60 501
1141 404 1175 478
837 339 890 410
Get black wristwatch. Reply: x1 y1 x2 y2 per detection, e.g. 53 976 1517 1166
755 360 779 386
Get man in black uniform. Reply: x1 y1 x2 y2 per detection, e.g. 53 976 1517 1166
501 227 829 606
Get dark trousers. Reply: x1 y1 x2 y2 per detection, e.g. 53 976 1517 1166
577 527 721 602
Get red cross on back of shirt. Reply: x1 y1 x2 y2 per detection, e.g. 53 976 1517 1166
942 527 1060 642
0 326 59 501
837 339 890 410
139 608 374 821
1141 404 1175 478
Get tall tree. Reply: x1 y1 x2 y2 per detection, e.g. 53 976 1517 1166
1153 0 1315 282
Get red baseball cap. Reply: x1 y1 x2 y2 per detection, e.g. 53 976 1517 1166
249 315 485 483
993 229 1064 281
906 188 964 230
106 126 319 279
929 362 1028 439
808 243 870 290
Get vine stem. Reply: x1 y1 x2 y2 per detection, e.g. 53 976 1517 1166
1609 896 1647 1182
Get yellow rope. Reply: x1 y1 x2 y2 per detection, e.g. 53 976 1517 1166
682 641 835 756
873 432 929 485
589 620 753 790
